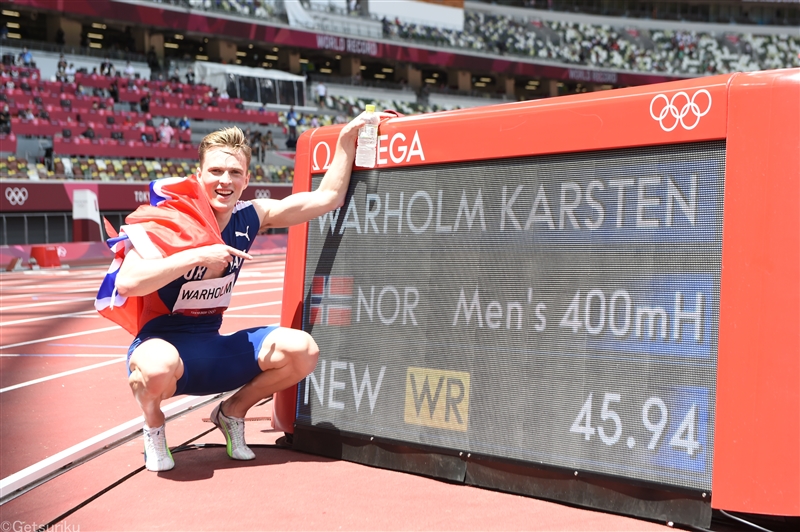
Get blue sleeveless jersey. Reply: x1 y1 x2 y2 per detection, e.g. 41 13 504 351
143 201 260 332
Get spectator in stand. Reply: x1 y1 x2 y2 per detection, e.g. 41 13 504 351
263 130 276 150
18 48 33 67
286 106 298 138
178 115 191 131
219 90 230 100
57 54 67 74
109 81 119 103
21 107 35 120
258 104 266 114
65 63 76 83
316 81 327 108
100 56 114 77
124 62 136 79
310 115 320 128
0 104 11 134
158 118 175 144
185 69 195 85
140 91 151 113
81 125 96 139
251 131 263 159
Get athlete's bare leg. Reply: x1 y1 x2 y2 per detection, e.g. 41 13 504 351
221 328 319 418
128 339 184 428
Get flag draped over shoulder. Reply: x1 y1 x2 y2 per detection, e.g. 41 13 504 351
94 177 223 335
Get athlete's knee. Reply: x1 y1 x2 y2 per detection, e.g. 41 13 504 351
128 339 182 394
265 328 319 377
283 330 318 377
297 332 320 377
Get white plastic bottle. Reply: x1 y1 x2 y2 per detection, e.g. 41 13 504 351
355 104 379 168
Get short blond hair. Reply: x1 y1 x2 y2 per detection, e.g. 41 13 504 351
198 126 252 168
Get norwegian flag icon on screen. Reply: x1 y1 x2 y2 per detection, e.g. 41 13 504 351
310 275 353 326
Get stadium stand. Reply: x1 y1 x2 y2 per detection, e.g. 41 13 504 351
381 10 800 75
0 44 470 183
0 152 291 183
154 1 799 76
2 0 798 185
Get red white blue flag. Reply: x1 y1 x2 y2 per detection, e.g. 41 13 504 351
310 275 354 326
94 177 223 335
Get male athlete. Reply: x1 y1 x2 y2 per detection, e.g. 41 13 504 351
110 111 389 471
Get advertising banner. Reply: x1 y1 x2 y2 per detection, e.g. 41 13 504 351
0 182 292 213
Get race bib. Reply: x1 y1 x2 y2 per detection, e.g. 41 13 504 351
172 273 235 316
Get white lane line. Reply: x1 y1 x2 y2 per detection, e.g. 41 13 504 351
0 393 222 501
242 263 285 270
0 325 122 350
48 344 128 349
231 287 283 297
235 278 284 286
0 358 125 393
0 354 126 358
228 301 281 312
0 287 98 301
0 288 281 327
1 278 103 286
0 309 97 327
0 297 96 312
224 314 281 319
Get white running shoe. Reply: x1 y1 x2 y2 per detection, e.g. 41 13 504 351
143 424 174 471
211 401 255 460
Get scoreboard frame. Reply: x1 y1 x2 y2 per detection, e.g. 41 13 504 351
273 69 799 525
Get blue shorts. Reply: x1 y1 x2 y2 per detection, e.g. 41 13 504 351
127 315 279 397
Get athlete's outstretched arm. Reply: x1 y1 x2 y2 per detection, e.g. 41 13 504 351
253 110 393 229
115 244 252 298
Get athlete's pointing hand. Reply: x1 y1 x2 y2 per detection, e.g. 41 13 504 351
198 244 253 277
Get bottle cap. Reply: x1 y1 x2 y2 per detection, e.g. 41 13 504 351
365 104 375 112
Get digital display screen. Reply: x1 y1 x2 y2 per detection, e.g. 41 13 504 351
297 141 724 491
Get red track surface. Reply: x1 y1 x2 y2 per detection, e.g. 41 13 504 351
0 256 671 530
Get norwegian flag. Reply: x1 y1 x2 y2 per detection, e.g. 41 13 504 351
310 275 354 326
94 176 224 335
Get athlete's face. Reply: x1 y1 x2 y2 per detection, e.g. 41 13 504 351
197 147 250 216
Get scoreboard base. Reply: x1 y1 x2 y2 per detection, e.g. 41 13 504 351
465 454 711 528
293 425 711 528
293 424 466 482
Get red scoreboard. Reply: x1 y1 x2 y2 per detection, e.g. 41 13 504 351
274 69 799 527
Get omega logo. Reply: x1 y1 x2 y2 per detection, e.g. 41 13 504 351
313 141 331 171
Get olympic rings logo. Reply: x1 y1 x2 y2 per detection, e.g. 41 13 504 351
649 90 712 132
254 188 271 199
5 187 29 206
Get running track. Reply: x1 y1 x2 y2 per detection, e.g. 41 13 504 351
0 256 677 530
